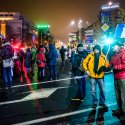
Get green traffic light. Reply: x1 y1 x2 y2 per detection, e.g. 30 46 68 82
37 25 50 29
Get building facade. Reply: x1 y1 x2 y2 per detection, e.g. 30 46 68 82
0 12 38 46
72 3 125 45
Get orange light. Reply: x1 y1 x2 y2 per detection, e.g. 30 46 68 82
0 17 14 21
0 22 6 38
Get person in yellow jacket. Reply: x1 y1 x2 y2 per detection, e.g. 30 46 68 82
82 45 109 110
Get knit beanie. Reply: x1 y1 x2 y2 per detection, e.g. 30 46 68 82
77 43 84 52
93 45 101 52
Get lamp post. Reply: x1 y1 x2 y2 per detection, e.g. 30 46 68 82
78 19 83 43
37 24 50 45
70 19 83 43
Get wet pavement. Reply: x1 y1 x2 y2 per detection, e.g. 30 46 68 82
0 61 124 125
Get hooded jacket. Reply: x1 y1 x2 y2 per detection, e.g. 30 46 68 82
72 51 88 76
83 52 109 78
31 47 37 62
48 44 58 65
1 43 14 60
110 48 125 79
72 43 88 76
36 48 46 67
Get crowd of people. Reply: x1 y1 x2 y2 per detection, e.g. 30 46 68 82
0 40 58 89
67 41 125 120
0 38 125 119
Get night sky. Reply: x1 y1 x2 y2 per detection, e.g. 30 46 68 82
0 0 125 42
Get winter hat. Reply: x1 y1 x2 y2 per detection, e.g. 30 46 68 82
93 45 101 52
40 47 45 53
77 43 84 52
77 43 83 48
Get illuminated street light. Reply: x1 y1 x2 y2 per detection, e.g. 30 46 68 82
70 20 75 26
86 21 89 25
70 19 83 43
78 19 82 24
78 19 83 43
108 1 113 6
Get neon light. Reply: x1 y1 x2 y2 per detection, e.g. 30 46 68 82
37 25 50 28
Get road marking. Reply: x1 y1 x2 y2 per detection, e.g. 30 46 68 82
13 103 117 125
16 86 71 95
1 76 85 89
0 86 70 106
0 72 112 89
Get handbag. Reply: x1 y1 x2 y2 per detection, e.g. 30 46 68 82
36 59 41 65
3 58 14 68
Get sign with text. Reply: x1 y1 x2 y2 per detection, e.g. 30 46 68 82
85 35 93 43
85 30 94 36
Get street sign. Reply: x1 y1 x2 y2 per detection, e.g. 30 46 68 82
114 24 125 38
101 23 109 32
85 35 93 43
85 30 94 36
101 3 119 10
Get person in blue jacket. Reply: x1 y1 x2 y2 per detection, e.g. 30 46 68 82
48 44 58 80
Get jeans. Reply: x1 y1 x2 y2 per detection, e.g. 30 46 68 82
38 67 45 78
49 65 57 80
76 77 86 99
90 78 105 105
3 67 12 87
61 58 65 67
26 68 30 74
114 79 125 112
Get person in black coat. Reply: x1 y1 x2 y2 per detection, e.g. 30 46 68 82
71 43 88 101
60 46 66 67
24 48 32 76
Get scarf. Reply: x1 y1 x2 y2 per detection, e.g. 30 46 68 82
94 53 100 74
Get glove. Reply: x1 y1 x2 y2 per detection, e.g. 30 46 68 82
86 71 90 76
114 64 122 70
97 66 106 75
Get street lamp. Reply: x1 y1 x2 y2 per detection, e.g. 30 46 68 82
78 19 83 43
70 20 83 43
70 20 75 26
108 1 113 7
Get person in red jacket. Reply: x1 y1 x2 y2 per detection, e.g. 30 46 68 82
36 47 46 81
110 42 125 119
